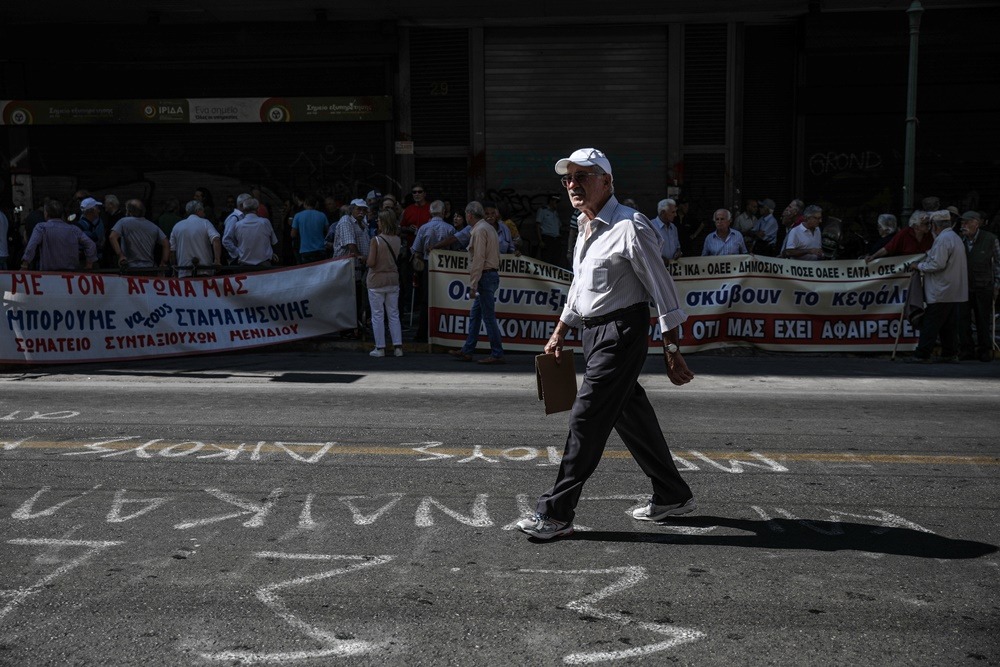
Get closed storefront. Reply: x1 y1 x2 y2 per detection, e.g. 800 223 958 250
3 22 397 227
483 26 669 220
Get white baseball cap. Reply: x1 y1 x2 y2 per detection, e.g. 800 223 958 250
554 148 613 176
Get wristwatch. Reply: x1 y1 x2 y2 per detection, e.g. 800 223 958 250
664 343 679 354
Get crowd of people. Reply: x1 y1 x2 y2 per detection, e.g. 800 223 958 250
1 183 996 362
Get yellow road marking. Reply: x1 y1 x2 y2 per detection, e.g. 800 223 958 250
4 440 999 466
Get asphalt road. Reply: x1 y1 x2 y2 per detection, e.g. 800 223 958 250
1 349 998 666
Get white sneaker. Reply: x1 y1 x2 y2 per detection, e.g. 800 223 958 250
516 514 574 540
394 348 404 357
369 348 385 358
632 497 697 521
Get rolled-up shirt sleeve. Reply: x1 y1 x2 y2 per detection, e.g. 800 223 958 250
559 283 584 329
628 218 687 332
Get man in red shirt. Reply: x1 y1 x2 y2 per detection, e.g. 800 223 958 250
401 182 431 238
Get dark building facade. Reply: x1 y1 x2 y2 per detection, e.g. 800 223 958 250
2 2 998 250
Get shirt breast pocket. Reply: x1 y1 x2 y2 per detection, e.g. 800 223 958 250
588 258 611 293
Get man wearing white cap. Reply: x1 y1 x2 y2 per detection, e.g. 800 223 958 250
329 199 372 336
76 197 106 264
517 148 696 540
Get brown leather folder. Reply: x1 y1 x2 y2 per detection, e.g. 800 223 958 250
535 350 577 415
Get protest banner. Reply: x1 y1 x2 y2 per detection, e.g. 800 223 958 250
428 251 923 353
1 259 356 365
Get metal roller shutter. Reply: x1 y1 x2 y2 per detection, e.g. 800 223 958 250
740 23 796 210
484 26 669 219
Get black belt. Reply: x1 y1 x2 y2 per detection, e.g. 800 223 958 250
581 303 649 328
483 269 498 273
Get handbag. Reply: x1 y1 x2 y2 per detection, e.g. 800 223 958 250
411 252 426 272
368 235 400 289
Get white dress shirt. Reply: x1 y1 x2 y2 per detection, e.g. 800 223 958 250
561 196 687 333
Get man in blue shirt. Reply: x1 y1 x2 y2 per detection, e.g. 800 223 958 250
652 198 682 263
291 195 330 263
702 209 748 256
21 200 97 271
411 200 458 342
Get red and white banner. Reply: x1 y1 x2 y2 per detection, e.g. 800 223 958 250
1 260 356 365
428 251 923 353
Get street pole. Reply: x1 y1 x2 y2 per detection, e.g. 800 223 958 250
902 1 924 217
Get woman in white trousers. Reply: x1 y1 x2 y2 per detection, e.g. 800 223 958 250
366 210 403 357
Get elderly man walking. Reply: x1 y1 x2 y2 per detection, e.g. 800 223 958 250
517 148 696 540
909 211 968 363
449 201 505 365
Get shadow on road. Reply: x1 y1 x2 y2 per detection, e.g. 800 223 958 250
566 516 998 560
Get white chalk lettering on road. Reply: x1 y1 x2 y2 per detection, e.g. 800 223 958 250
0 410 80 421
0 436 992 470
338 493 405 526
106 488 171 523
41 435 779 471
3 487 944 547
415 494 494 528
12 484 103 520
196 552 394 664
519 566 705 663
1 538 123 623
174 488 285 530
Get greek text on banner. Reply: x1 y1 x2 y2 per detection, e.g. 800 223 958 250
428 251 922 353
1 260 356 364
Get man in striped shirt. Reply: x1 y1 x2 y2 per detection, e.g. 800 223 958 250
701 209 748 256
517 148 696 540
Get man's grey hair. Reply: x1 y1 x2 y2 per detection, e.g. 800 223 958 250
236 192 252 206
104 194 120 207
185 200 205 216
876 213 897 234
714 208 732 220
465 201 485 220
908 210 930 228
429 200 446 216
789 199 804 211
803 204 823 218
657 198 676 213
241 197 259 213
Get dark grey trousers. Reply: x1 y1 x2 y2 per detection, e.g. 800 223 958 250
535 308 693 523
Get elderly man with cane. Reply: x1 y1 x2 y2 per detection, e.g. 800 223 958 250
516 148 696 540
